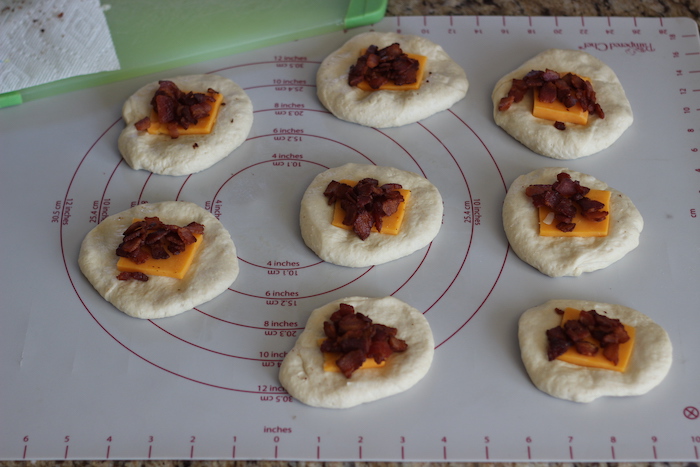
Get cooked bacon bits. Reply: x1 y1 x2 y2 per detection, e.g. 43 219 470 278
498 69 604 129
115 217 204 280
348 43 420 89
546 308 630 365
545 326 571 361
134 117 151 131
116 271 149 282
526 172 608 232
135 80 219 138
320 303 408 378
324 178 405 241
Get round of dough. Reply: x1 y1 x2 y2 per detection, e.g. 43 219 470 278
316 32 468 128
300 163 443 267
279 296 434 408
492 49 633 159
118 74 253 176
502 167 643 277
78 201 239 319
518 299 672 403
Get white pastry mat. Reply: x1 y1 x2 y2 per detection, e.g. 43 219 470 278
1 15 699 462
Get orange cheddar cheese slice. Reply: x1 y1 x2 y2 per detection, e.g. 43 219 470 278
319 339 386 372
331 179 411 235
356 52 427 92
532 74 591 125
538 189 611 237
557 307 635 372
117 228 203 280
147 91 224 136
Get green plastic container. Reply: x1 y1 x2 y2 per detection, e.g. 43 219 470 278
0 0 386 108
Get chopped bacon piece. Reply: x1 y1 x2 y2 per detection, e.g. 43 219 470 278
553 172 588 197
116 271 149 282
348 43 420 89
577 197 609 222
155 94 177 124
368 340 393 364
575 340 599 356
525 184 551 197
556 221 576 232
594 103 605 119
116 216 204 275
603 343 620 366
498 94 515 111
542 69 561 81
545 326 571 361
321 303 408 378
388 335 408 352
134 117 151 131
539 81 557 103
166 121 179 139
335 350 367 379
525 172 608 232
578 309 596 328
353 210 373 241
323 178 405 241
185 221 205 235
563 319 591 342
149 241 170 260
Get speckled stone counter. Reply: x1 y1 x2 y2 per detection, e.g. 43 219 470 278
2 2 697 467
1 461 699 467
386 0 699 26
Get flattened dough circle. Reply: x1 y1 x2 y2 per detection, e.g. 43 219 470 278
502 167 643 277
300 163 443 267
317 32 468 128
279 296 434 408
492 49 633 159
518 299 672 403
118 74 253 176
78 201 239 319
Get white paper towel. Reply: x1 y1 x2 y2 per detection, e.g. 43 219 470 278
0 0 120 94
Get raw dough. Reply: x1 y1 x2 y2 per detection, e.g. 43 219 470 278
279 296 434 408
518 299 672 403
492 49 633 159
78 201 239 319
316 32 468 128
502 167 643 277
300 163 443 267
118 74 253 176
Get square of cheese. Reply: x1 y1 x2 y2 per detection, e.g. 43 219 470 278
331 179 411 235
356 53 427 91
117 232 203 280
538 189 610 237
557 307 635 372
147 91 223 136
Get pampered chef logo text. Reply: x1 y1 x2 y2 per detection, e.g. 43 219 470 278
579 42 655 54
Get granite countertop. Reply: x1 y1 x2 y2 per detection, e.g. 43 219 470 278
2 2 697 467
386 0 699 25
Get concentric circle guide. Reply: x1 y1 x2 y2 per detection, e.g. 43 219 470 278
60 58 508 394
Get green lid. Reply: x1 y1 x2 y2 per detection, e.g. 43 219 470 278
0 0 386 108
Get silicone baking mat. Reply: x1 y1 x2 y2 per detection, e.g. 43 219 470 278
1 15 699 462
